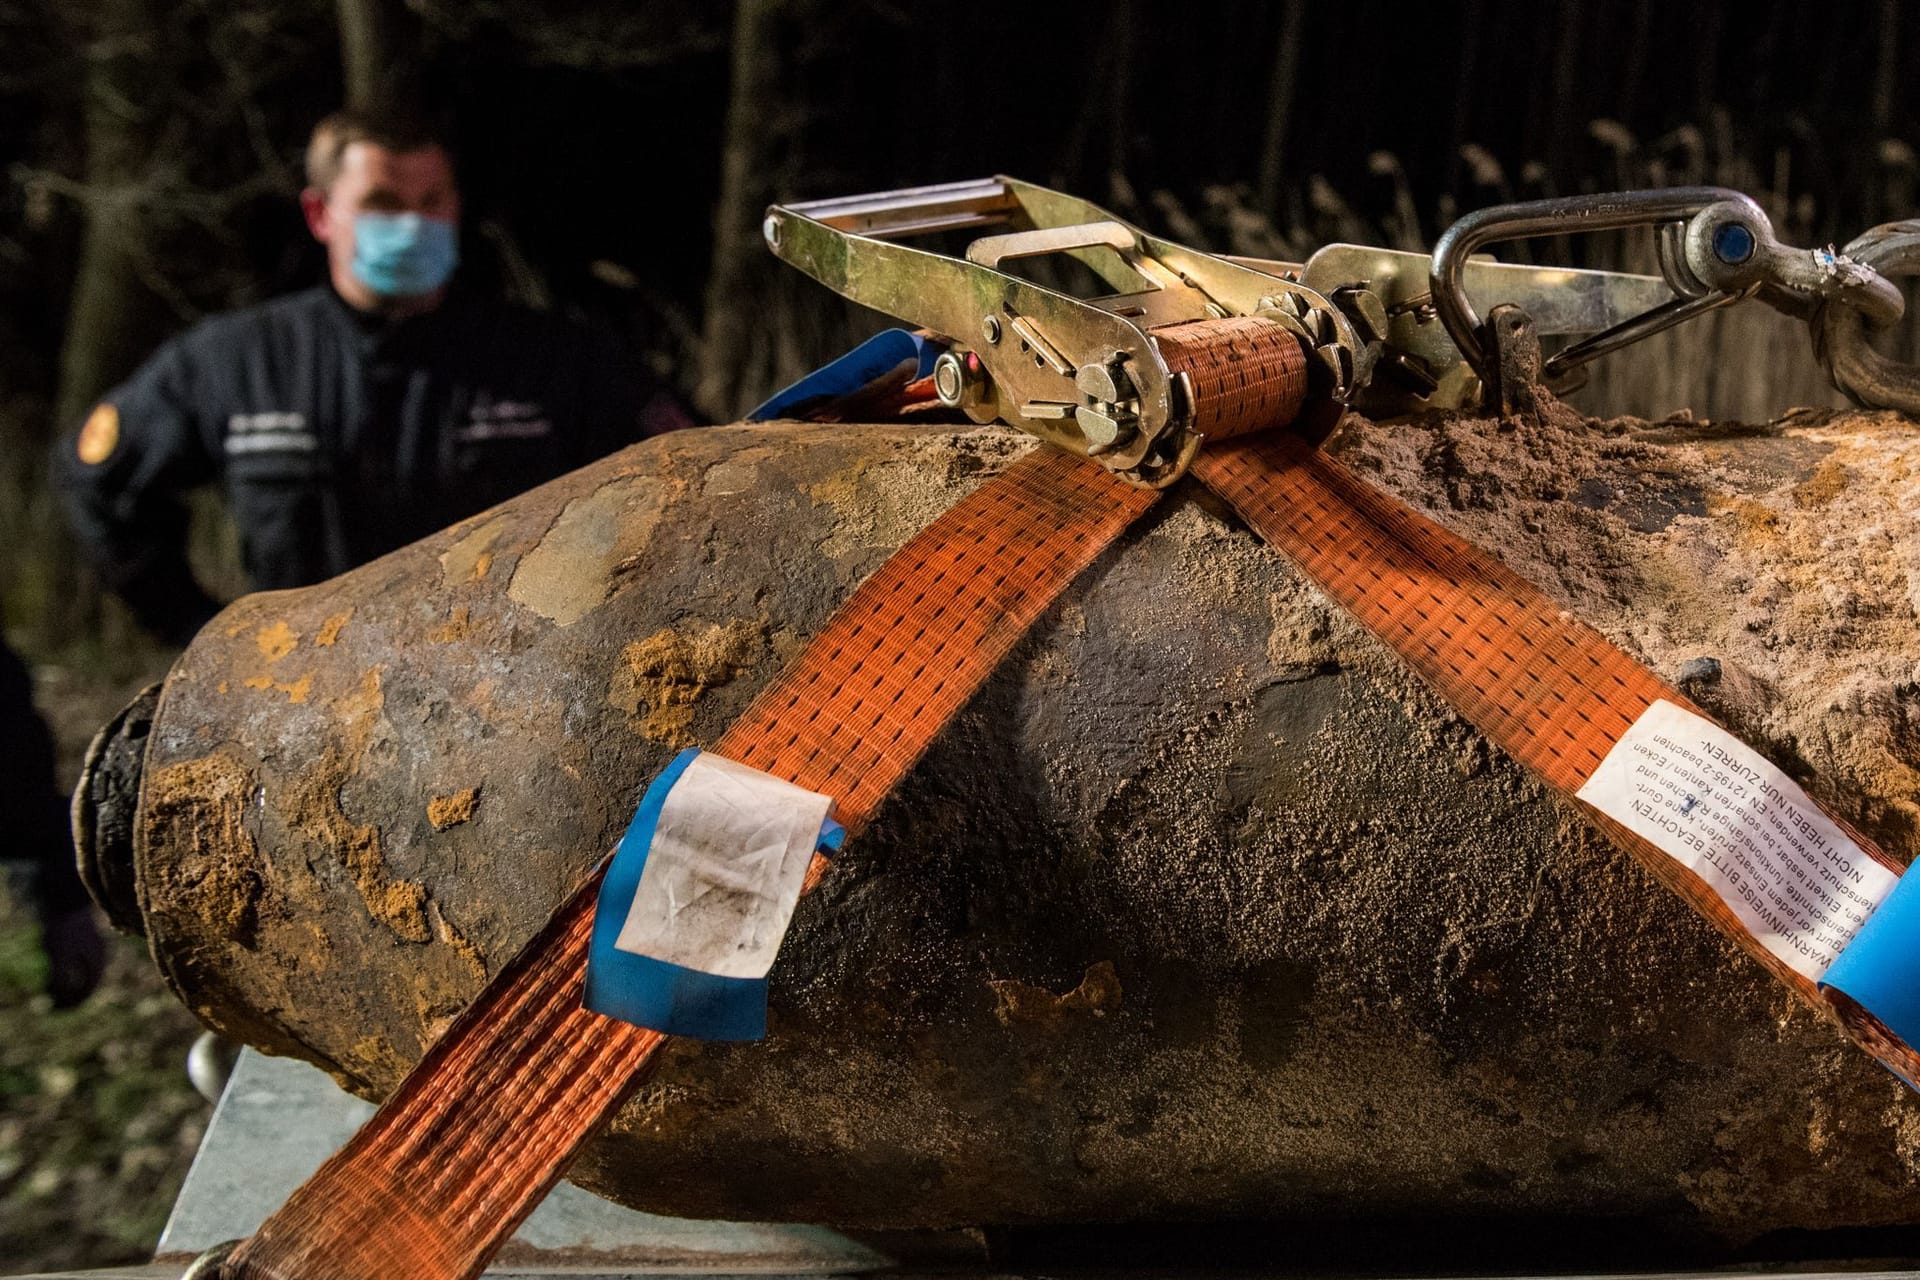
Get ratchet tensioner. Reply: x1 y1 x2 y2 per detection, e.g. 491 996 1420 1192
764 177 1920 487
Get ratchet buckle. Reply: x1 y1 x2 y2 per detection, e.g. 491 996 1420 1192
766 178 1915 486
764 178 1358 487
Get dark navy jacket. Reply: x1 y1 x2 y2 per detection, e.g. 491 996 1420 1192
58 285 685 642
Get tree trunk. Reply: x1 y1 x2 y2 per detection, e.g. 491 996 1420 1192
1255 0 1306 216
1868 0 1901 224
693 0 782 422
1870 0 1900 132
335 0 424 113
1444 0 1484 198
692 0 852 424
1100 0 1137 194
41 0 173 650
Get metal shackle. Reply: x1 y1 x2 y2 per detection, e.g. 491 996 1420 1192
1670 200 1905 328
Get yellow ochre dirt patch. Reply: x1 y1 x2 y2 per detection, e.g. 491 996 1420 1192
254 620 298 661
427 787 481 830
987 961 1122 1029
1793 458 1849 509
142 753 268 942
241 672 313 703
607 618 762 745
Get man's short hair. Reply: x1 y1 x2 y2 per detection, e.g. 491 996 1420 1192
305 109 451 192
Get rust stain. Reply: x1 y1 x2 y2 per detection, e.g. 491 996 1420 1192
255 620 298 662
427 606 472 644
242 672 314 703
142 753 269 944
987 961 1122 1029
315 610 353 647
440 517 506 587
608 619 762 745
287 751 430 943
428 899 488 980
280 670 430 943
427 786 481 830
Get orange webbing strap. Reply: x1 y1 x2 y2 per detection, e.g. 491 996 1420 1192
220 449 1160 1280
1151 316 1312 442
1188 431 1920 1083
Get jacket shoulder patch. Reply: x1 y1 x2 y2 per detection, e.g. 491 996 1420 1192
76 403 119 465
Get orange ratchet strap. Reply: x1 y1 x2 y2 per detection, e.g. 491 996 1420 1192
216 449 1160 1280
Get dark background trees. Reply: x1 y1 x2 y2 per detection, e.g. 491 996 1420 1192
3 0 1917 642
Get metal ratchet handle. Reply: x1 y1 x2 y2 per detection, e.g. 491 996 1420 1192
1430 187 1908 390
763 180 1196 484
774 177 1023 239
775 174 1127 244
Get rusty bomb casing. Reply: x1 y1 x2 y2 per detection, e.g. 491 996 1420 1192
86 409 1920 1238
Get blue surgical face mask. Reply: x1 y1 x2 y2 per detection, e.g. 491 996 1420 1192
349 212 459 298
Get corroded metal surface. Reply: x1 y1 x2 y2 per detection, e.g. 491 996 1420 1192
119 411 1920 1239
75 681 159 934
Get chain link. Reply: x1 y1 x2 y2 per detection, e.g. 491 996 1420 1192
1814 219 1920 417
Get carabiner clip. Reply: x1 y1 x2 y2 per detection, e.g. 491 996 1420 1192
1429 187 1905 400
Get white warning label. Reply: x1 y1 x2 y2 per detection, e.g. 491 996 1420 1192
1576 699 1895 980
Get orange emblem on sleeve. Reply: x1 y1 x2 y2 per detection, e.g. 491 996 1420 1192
76 403 120 465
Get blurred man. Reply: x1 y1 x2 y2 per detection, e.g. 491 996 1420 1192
0 635 104 1007
59 109 689 643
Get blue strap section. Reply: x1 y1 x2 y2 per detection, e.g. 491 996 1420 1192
746 329 941 422
584 748 838 1041
1821 869 1920 1085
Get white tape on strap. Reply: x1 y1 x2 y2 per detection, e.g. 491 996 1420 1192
611 752 832 980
